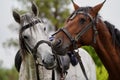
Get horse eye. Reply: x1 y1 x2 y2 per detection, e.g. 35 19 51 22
23 35 29 40
79 18 86 24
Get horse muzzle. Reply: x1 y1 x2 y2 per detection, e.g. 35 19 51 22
42 55 57 70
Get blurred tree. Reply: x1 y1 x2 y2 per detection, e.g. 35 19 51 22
17 0 70 30
3 0 71 47
0 61 18 80
3 10 27 48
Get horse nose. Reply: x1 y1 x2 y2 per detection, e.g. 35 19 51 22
42 55 55 64
42 54 56 70
52 38 62 48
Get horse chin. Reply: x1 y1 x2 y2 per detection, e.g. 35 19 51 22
41 53 57 70
53 48 68 56
43 59 57 70
44 62 57 70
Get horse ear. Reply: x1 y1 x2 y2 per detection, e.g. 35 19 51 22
93 0 106 16
13 11 21 24
32 2 38 16
71 0 80 10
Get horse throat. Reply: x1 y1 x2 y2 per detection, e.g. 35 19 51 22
92 21 120 80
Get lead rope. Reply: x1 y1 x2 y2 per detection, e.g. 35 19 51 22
73 50 89 80
54 54 68 80
52 69 55 80
73 42 88 80
57 56 65 80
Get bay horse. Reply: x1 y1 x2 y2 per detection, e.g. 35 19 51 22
51 0 120 80
14 2 96 80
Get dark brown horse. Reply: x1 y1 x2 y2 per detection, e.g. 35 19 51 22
51 0 120 80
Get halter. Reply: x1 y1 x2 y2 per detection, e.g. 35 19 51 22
52 10 98 80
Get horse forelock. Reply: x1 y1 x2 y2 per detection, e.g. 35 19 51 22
77 6 101 19
68 7 92 19
77 6 92 12
68 6 101 22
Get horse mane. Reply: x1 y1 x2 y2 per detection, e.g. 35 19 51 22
104 21 120 47
15 50 22 72
77 6 92 12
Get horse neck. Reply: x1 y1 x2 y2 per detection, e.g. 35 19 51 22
92 19 120 79
19 53 52 80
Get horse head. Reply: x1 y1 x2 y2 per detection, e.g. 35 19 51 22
13 2 56 71
51 0 106 55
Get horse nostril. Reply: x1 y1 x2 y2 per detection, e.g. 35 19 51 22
55 39 62 47
42 60 45 64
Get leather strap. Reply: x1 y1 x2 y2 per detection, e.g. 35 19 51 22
73 50 88 80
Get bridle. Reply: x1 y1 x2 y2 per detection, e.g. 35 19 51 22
53 10 98 47
20 19 51 56
52 10 98 80
20 19 52 80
